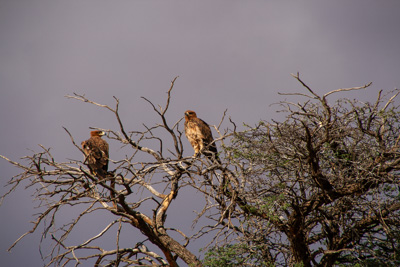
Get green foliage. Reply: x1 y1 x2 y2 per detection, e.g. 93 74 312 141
203 243 274 267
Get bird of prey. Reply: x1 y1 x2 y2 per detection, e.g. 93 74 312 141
184 110 220 163
81 130 109 178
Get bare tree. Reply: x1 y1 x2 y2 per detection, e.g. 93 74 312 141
2 75 400 266
1 77 216 266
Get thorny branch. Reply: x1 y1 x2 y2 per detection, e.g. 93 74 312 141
2 77 217 266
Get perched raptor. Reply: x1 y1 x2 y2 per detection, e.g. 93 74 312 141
184 110 220 163
81 130 109 178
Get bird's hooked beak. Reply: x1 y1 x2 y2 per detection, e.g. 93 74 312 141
99 131 106 136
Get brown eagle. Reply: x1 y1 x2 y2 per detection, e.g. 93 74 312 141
184 110 220 163
81 130 109 178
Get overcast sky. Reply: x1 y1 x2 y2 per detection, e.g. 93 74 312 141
1 0 400 266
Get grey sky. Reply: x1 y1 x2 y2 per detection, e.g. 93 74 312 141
1 0 400 265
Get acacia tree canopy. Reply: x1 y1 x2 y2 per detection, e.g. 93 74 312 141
212 74 400 267
1 75 400 267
